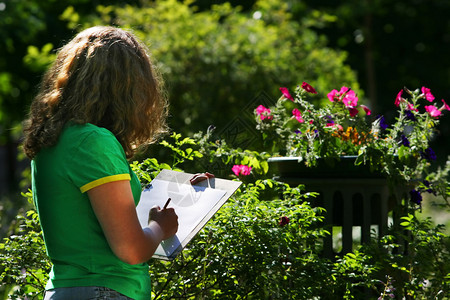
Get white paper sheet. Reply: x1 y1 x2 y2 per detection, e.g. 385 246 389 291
136 178 226 258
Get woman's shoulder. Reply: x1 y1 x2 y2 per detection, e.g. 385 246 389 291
63 122 114 140
60 123 120 150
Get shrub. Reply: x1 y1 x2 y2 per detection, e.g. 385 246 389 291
147 179 329 299
63 0 360 136
0 192 50 299
1 133 448 299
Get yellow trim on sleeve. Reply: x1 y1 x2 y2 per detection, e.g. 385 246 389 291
80 174 131 193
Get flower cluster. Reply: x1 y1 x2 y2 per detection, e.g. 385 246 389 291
232 164 252 177
396 86 449 119
327 86 370 117
255 82 449 207
255 105 273 121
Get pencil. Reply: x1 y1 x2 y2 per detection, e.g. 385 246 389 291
163 198 171 210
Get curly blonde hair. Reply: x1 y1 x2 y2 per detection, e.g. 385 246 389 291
23 26 168 159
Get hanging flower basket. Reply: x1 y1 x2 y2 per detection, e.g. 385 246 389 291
255 82 449 210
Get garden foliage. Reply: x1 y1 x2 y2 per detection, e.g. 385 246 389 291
60 0 360 136
1 1 449 299
0 0 360 243
1 132 449 299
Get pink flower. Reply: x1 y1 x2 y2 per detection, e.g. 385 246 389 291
279 216 290 227
327 86 358 107
292 108 304 123
342 89 358 108
256 105 273 121
301 82 317 94
255 105 266 115
231 165 240 176
348 107 359 117
327 123 344 132
421 86 435 102
279 87 294 101
408 102 419 112
327 89 339 102
441 99 450 111
425 105 442 117
360 105 372 115
339 86 350 94
232 164 252 176
395 90 403 107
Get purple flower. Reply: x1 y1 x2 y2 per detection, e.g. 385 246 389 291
314 129 319 138
424 180 435 195
420 147 437 161
420 180 436 195
400 134 410 147
325 115 334 124
405 110 416 122
409 189 422 205
378 115 388 130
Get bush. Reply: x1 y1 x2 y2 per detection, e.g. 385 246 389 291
0 192 50 299
64 0 360 137
2 133 448 299
148 179 329 299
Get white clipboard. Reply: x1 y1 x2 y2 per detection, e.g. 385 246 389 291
136 169 242 260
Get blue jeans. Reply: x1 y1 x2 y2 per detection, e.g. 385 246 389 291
43 286 134 300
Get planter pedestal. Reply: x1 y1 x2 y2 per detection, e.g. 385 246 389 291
269 157 404 258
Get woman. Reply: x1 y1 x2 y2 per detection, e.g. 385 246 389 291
22 26 178 299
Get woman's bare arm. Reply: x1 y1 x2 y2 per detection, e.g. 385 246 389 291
88 180 178 265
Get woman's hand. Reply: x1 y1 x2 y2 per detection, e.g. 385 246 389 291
148 206 178 240
190 172 214 185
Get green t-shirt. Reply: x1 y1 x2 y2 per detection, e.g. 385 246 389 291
31 123 151 300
